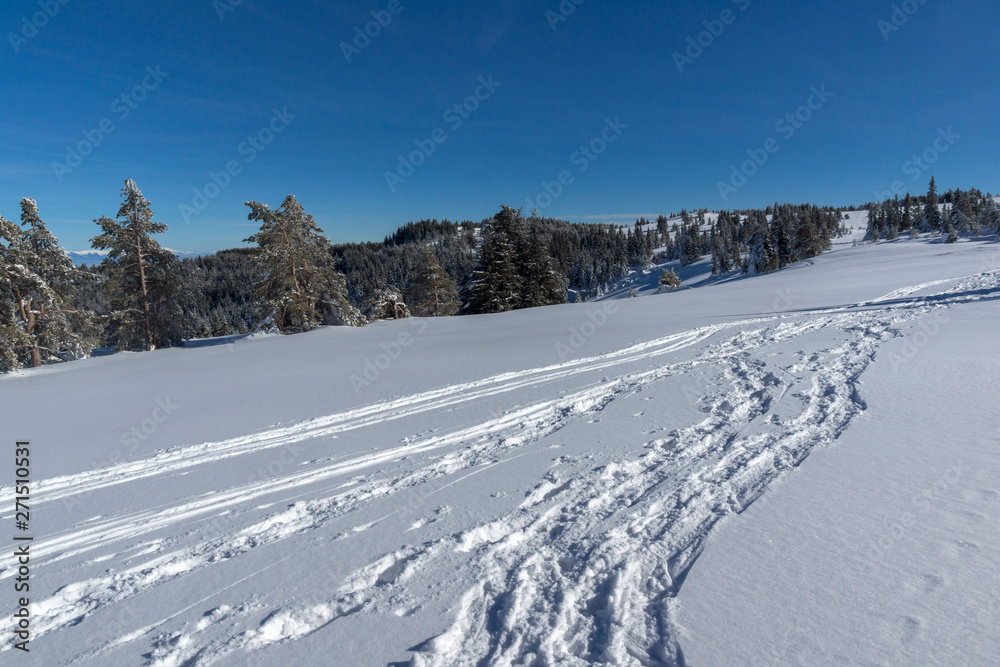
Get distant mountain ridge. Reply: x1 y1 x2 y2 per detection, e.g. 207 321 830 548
67 249 198 266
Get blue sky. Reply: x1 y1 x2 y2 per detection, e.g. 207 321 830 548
2 0 998 253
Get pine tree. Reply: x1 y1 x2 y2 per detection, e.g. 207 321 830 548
0 214 36 371
924 176 942 231
406 248 459 317
901 193 913 231
979 197 1000 234
91 179 180 351
658 268 682 291
15 198 97 366
244 194 359 333
946 207 972 240
794 208 824 259
362 285 409 321
466 206 523 314
518 224 566 308
749 217 779 274
680 222 701 266
772 210 795 268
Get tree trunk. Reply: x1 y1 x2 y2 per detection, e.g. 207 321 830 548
136 230 153 351
27 309 41 368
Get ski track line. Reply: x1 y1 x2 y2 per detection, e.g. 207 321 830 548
3 272 996 662
3 271 974 513
0 318 826 650
2 324 737 510
232 272 999 666
230 311 872 665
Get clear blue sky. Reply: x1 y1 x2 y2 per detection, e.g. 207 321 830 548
2 0 998 253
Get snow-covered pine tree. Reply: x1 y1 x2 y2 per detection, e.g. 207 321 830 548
729 212 743 271
886 197 901 240
656 215 670 246
518 224 566 308
979 197 1000 234
244 194 360 333
361 285 409 321
866 204 882 243
772 209 795 268
945 207 971 241
406 248 459 317
924 176 942 231
712 217 732 276
679 222 700 266
15 198 98 366
749 215 779 274
642 229 655 271
0 214 36 371
658 268 682 291
91 179 181 351
901 193 914 231
795 207 825 259
466 206 523 314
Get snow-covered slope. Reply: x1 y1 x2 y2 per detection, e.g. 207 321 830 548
2 227 998 665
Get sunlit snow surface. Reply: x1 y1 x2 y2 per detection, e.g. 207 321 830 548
3 219 999 665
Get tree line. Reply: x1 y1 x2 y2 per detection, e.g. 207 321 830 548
2 177 997 372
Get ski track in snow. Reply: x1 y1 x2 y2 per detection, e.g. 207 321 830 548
4 271 999 665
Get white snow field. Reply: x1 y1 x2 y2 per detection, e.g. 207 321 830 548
3 225 999 666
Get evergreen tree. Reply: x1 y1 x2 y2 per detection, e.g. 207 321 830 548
91 179 180 351
658 268 682 291
947 207 973 238
775 214 795 268
361 285 409 321
924 176 942 231
656 215 670 246
794 208 824 259
680 222 701 266
0 214 36 371
406 248 459 317
519 224 566 308
749 216 779 274
244 194 359 332
15 198 97 366
979 197 1000 234
901 193 913 231
466 206 523 314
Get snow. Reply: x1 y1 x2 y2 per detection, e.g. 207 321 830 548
2 222 999 665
